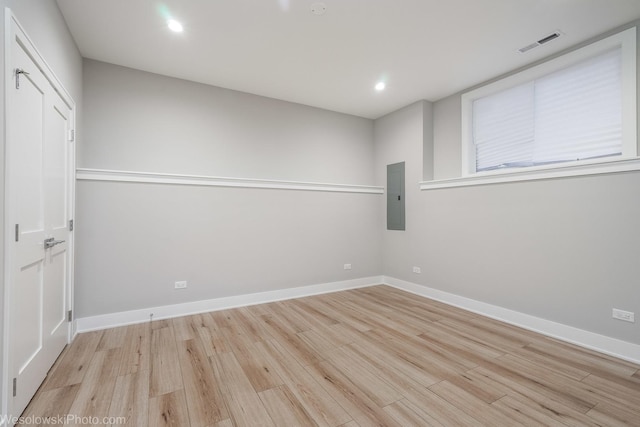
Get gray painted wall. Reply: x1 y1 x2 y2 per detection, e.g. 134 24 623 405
77 60 382 317
82 60 374 184
375 24 640 345
0 0 82 413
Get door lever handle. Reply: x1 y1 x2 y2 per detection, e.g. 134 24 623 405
44 237 65 249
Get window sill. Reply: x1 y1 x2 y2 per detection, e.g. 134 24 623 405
419 157 640 190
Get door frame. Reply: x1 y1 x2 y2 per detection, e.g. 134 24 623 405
2 8 76 421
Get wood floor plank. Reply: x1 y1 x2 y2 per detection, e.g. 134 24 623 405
401 387 487 426
150 319 172 330
211 310 258 353
232 340 284 393
258 385 319 427
435 317 530 354
429 380 525 426
346 289 441 327
526 340 639 378
41 331 103 390
297 328 339 358
177 338 228 426
67 348 122 425
254 339 352 427
484 355 597 413
149 326 182 397
108 370 149 427
267 301 315 333
332 294 426 336
21 384 80 424
96 326 128 351
256 313 321 366
383 399 443 427
119 322 151 375
306 297 373 332
327 297 423 337
211 351 275 427
289 298 340 326
288 306 355 351
305 359 402 427
467 367 605 427
365 328 471 378
580 373 640 411
172 315 198 341
586 401 640 426
243 301 274 317
326 322 366 346
148 390 191 427
441 372 505 404
510 345 591 381
347 330 440 388
501 352 640 414
418 319 505 360
491 395 566 427
362 286 468 323
234 306 273 341
195 312 232 355
353 287 443 324
344 342 440 395
325 346 403 407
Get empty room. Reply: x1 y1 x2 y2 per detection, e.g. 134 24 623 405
1 0 640 426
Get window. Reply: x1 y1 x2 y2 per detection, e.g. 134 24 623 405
461 27 636 178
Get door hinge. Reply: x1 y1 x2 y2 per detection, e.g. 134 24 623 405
15 224 19 242
68 129 75 142
12 378 17 397
68 310 73 322
15 68 29 90
69 219 74 231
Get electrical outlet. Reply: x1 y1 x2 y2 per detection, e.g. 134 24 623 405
412 266 421 274
612 308 634 323
175 281 187 289
344 264 352 270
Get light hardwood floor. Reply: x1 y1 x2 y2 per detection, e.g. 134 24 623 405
23 286 640 426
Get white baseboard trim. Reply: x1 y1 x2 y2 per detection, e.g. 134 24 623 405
383 276 640 364
74 274 640 364
74 276 383 333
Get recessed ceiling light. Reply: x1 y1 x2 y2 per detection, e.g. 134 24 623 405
167 19 183 33
375 82 386 91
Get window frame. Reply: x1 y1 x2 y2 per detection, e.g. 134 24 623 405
461 27 637 179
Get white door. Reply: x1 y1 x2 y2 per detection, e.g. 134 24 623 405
6 17 74 419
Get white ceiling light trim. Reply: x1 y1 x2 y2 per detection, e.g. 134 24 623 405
167 19 183 33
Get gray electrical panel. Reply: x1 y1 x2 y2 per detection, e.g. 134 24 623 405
387 162 405 230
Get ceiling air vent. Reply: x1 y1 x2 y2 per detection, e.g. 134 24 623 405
518 31 563 54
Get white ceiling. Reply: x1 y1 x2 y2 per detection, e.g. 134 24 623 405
56 0 640 119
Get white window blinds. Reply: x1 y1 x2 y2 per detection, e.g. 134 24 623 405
472 47 622 172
